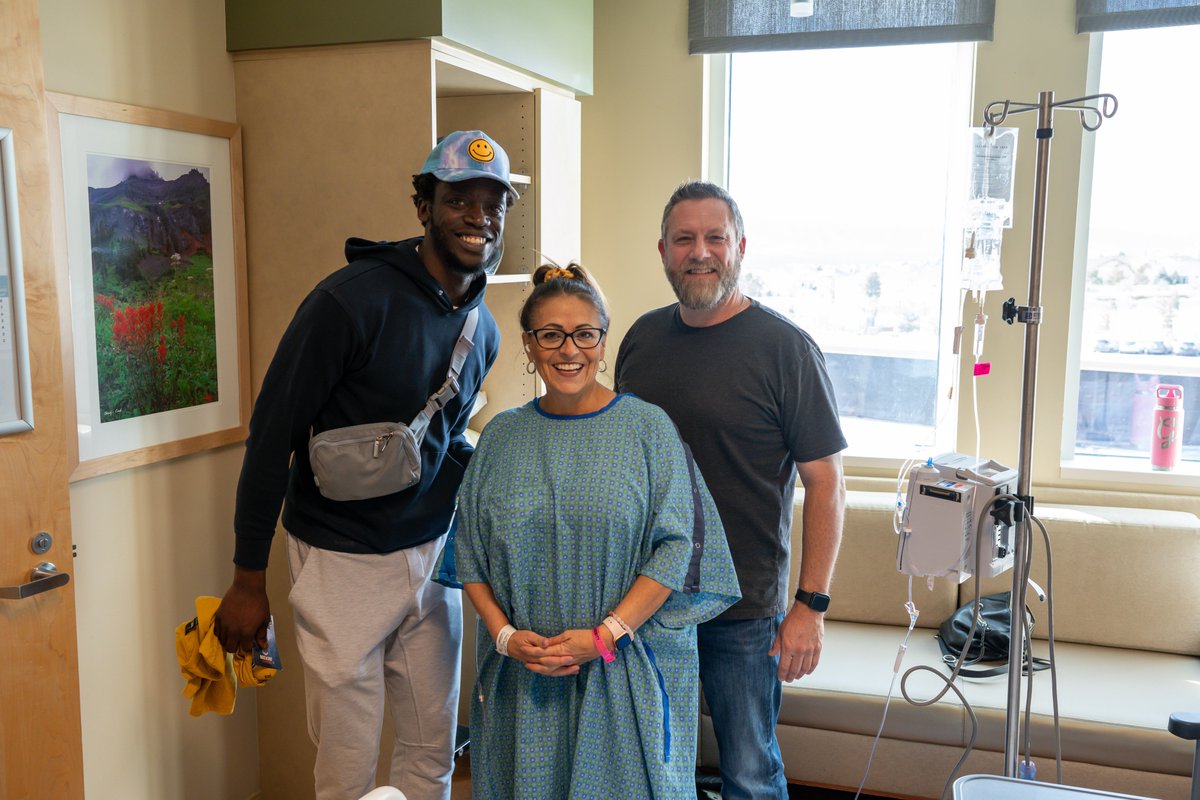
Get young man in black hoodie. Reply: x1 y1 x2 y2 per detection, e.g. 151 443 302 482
215 131 517 800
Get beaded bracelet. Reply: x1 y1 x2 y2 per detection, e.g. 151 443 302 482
608 611 635 638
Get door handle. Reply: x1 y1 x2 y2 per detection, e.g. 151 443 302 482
0 562 70 600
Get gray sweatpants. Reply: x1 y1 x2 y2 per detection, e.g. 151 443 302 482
287 533 462 800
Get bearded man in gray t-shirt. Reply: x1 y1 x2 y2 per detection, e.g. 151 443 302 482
615 180 847 800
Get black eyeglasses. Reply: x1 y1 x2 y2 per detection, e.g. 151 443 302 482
525 327 607 350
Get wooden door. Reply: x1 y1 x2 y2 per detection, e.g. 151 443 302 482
0 1 85 798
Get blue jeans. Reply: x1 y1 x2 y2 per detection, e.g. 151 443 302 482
698 614 788 800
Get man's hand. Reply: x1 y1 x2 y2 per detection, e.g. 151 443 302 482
776 452 843 683
768 604 824 682
214 566 271 654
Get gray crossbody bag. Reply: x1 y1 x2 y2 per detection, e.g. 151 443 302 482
308 308 479 502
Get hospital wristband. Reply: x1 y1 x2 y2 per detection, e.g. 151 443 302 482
496 624 517 657
592 626 616 663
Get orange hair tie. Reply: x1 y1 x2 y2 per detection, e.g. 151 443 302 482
544 266 574 281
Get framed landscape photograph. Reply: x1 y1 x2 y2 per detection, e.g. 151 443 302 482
48 94 249 480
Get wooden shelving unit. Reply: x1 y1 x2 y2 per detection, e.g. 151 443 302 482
433 42 579 430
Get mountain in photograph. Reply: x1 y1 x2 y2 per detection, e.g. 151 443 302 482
88 168 213 282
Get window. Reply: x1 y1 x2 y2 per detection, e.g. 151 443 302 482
1069 25 1200 471
725 44 972 460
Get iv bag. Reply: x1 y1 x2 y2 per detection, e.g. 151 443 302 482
962 199 1005 292
969 127 1017 212
961 127 1018 293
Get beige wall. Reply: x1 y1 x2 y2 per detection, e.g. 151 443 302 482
37 1 259 799
581 0 703 347
582 0 1199 514
40 0 236 121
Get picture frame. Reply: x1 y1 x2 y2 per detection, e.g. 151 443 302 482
0 125 35 436
47 94 250 481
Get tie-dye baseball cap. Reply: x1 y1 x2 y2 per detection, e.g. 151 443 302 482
418 130 518 199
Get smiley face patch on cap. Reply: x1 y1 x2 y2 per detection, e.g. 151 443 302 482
468 138 495 163
417 130 518 199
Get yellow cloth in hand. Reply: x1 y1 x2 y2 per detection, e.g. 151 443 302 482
233 650 277 688
176 596 279 716
189 655 236 717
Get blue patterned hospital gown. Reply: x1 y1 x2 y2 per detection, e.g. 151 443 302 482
439 393 741 799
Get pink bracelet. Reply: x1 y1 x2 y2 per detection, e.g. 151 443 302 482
592 626 616 663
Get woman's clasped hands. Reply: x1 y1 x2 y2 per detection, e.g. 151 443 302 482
506 627 608 677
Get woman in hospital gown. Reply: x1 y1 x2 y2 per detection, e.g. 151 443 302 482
438 263 740 799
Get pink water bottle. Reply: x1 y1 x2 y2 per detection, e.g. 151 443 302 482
1150 384 1184 471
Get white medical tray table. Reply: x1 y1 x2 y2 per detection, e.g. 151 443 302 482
954 775 1157 800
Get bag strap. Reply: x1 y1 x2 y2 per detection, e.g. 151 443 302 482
942 655 1052 679
937 627 1052 678
409 308 479 443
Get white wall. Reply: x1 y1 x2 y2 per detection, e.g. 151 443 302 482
37 1 260 798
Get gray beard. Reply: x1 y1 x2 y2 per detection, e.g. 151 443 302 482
667 260 740 311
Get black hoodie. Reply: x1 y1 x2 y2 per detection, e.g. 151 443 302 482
232 237 499 570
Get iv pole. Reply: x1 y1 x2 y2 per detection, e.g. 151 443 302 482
982 89 1117 779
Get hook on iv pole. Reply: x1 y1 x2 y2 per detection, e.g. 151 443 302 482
1060 93 1119 131
983 93 1118 133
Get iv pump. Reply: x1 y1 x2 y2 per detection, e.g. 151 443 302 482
897 453 1019 582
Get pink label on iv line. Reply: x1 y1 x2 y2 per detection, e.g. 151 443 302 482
973 362 991 376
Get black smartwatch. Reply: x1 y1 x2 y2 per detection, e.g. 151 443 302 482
794 588 831 613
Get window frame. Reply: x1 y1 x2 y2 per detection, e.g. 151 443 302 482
692 12 1200 502
1059 29 1200 489
707 43 977 470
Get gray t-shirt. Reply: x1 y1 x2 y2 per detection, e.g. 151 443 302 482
615 300 847 619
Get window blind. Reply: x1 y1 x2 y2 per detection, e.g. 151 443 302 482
1077 0 1200 33
688 0 995 54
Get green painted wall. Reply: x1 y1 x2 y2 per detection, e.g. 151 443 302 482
225 0 442 51
225 0 592 95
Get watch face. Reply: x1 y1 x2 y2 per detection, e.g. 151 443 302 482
614 632 632 651
797 590 830 612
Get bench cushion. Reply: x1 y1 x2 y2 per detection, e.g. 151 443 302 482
968 504 1200 656
777 620 1200 776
